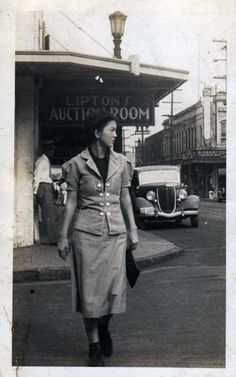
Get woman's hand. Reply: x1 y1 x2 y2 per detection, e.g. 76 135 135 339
129 227 139 250
57 236 70 260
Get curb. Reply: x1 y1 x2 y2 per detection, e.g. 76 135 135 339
136 246 183 269
13 246 183 283
13 267 71 283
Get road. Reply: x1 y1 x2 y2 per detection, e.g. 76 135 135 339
12 200 225 368
141 199 225 268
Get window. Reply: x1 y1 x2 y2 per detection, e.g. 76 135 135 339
220 119 226 143
185 130 188 151
139 170 180 186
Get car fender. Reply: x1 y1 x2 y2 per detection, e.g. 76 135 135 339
182 195 200 210
132 197 154 212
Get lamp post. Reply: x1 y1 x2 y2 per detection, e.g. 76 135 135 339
109 11 127 59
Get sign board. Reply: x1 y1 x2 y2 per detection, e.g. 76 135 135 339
194 150 226 159
181 150 226 160
40 90 155 126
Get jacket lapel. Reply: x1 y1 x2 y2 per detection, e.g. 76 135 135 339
80 148 102 179
107 149 119 181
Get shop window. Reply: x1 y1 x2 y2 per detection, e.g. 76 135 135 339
173 135 176 153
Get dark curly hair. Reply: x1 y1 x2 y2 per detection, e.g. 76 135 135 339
84 111 118 145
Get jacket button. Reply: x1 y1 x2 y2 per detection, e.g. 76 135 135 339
97 183 102 188
106 202 110 206
99 212 104 216
100 202 104 207
107 212 111 216
106 182 110 187
99 192 104 197
106 192 110 197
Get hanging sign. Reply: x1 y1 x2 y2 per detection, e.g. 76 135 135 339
40 90 155 126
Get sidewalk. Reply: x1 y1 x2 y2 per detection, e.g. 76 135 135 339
13 230 183 282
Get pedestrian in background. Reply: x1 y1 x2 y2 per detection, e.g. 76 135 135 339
33 140 58 244
208 184 215 200
57 112 138 367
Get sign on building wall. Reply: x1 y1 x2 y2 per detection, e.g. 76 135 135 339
40 90 155 126
194 150 226 158
181 150 226 160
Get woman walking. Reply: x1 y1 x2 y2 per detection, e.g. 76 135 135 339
57 112 138 366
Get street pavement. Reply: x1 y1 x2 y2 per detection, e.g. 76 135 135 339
12 200 225 368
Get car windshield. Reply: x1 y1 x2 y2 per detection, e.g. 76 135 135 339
138 170 180 186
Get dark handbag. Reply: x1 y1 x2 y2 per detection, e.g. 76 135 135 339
126 245 140 288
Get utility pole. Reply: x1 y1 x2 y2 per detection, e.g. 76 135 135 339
134 125 150 165
162 90 182 164
170 92 174 164
213 39 227 93
214 84 218 146
212 39 227 195
213 39 227 146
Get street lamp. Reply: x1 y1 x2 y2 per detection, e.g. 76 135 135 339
109 11 127 59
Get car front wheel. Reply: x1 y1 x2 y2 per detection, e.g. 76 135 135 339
175 217 183 226
136 217 148 230
190 216 199 228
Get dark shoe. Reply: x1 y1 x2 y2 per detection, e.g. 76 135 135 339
88 342 105 367
98 324 113 357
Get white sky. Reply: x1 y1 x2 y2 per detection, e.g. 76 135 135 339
16 0 236 147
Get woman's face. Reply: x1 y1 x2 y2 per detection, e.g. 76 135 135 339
97 120 117 148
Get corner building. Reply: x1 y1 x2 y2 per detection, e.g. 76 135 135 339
143 88 226 197
14 11 189 246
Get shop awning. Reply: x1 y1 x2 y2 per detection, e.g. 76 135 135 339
15 51 188 105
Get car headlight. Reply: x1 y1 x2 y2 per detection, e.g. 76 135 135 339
178 188 187 200
146 190 156 201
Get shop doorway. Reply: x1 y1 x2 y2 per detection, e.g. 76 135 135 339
197 175 213 198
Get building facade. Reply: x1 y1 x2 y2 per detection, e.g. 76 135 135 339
142 88 226 197
14 11 188 246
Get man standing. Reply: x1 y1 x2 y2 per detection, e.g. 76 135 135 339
33 140 58 244
208 184 215 200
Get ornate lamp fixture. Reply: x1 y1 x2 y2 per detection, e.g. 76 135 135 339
109 11 127 59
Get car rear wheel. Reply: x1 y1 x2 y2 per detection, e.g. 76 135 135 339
190 216 199 228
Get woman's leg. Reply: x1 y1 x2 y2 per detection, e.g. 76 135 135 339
83 317 104 366
98 315 113 357
83 317 99 343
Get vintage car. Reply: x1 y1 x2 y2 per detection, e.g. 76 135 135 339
130 165 200 229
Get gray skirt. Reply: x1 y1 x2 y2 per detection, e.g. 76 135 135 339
70 221 127 318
